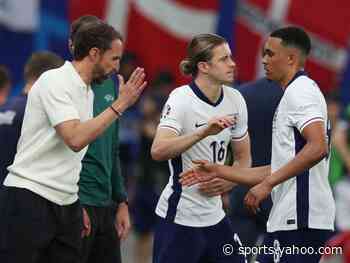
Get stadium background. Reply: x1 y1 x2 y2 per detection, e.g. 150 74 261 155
1 0 350 101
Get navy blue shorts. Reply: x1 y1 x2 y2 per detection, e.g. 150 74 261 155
255 229 334 263
153 216 247 263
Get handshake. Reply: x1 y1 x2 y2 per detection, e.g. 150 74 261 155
179 160 273 214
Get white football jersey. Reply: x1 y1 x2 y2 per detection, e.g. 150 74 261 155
155 82 248 227
267 72 335 232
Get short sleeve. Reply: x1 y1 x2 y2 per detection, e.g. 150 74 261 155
38 76 80 127
231 92 248 141
287 81 324 132
158 90 185 135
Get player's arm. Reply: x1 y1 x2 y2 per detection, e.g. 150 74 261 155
211 94 264 185
151 115 235 161
223 92 260 182
151 128 205 161
181 138 267 188
231 134 251 168
180 162 270 187
244 88 328 213
55 70 146 152
197 134 252 197
264 121 328 188
243 121 327 213
216 164 269 185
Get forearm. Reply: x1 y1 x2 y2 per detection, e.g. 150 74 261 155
266 142 327 187
68 107 120 152
217 165 269 186
233 154 252 168
231 135 252 168
151 129 206 161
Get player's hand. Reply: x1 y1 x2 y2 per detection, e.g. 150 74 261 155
179 160 218 187
198 178 236 197
81 208 91 238
115 202 131 241
113 67 147 112
200 115 236 138
244 180 273 214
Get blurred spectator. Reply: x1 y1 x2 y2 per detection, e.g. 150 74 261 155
118 51 141 182
320 231 350 263
132 94 168 263
130 73 175 263
0 65 12 106
326 92 344 187
232 78 283 261
331 99 350 231
151 70 175 97
334 177 350 231
119 51 139 81
0 51 64 183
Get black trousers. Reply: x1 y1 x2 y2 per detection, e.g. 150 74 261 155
0 186 82 263
81 205 121 263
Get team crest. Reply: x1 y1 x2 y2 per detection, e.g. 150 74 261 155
104 94 114 102
161 104 171 119
229 113 238 132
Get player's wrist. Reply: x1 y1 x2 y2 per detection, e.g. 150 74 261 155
110 105 123 117
195 127 208 140
215 164 227 178
263 176 275 189
112 100 126 115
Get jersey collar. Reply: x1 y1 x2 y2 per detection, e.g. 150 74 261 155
285 70 308 90
189 81 224 107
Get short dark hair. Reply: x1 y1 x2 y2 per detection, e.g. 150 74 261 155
180 33 227 77
73 22 123 61
0 65 11 90
70 15 100 41
24 51 64 82
270 26 311 56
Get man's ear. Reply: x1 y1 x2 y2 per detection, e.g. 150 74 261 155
89 47 101 63
197 61 210 74
287 54 294 66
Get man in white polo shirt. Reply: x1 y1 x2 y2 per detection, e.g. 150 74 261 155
0 22 146 263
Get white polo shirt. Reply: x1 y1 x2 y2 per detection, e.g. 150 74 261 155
4 61 94 205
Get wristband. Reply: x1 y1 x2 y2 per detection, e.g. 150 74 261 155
110 105 123 117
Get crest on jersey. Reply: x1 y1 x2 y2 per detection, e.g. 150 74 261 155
229 113 238 132
104 94 114 102
161 104 171 119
